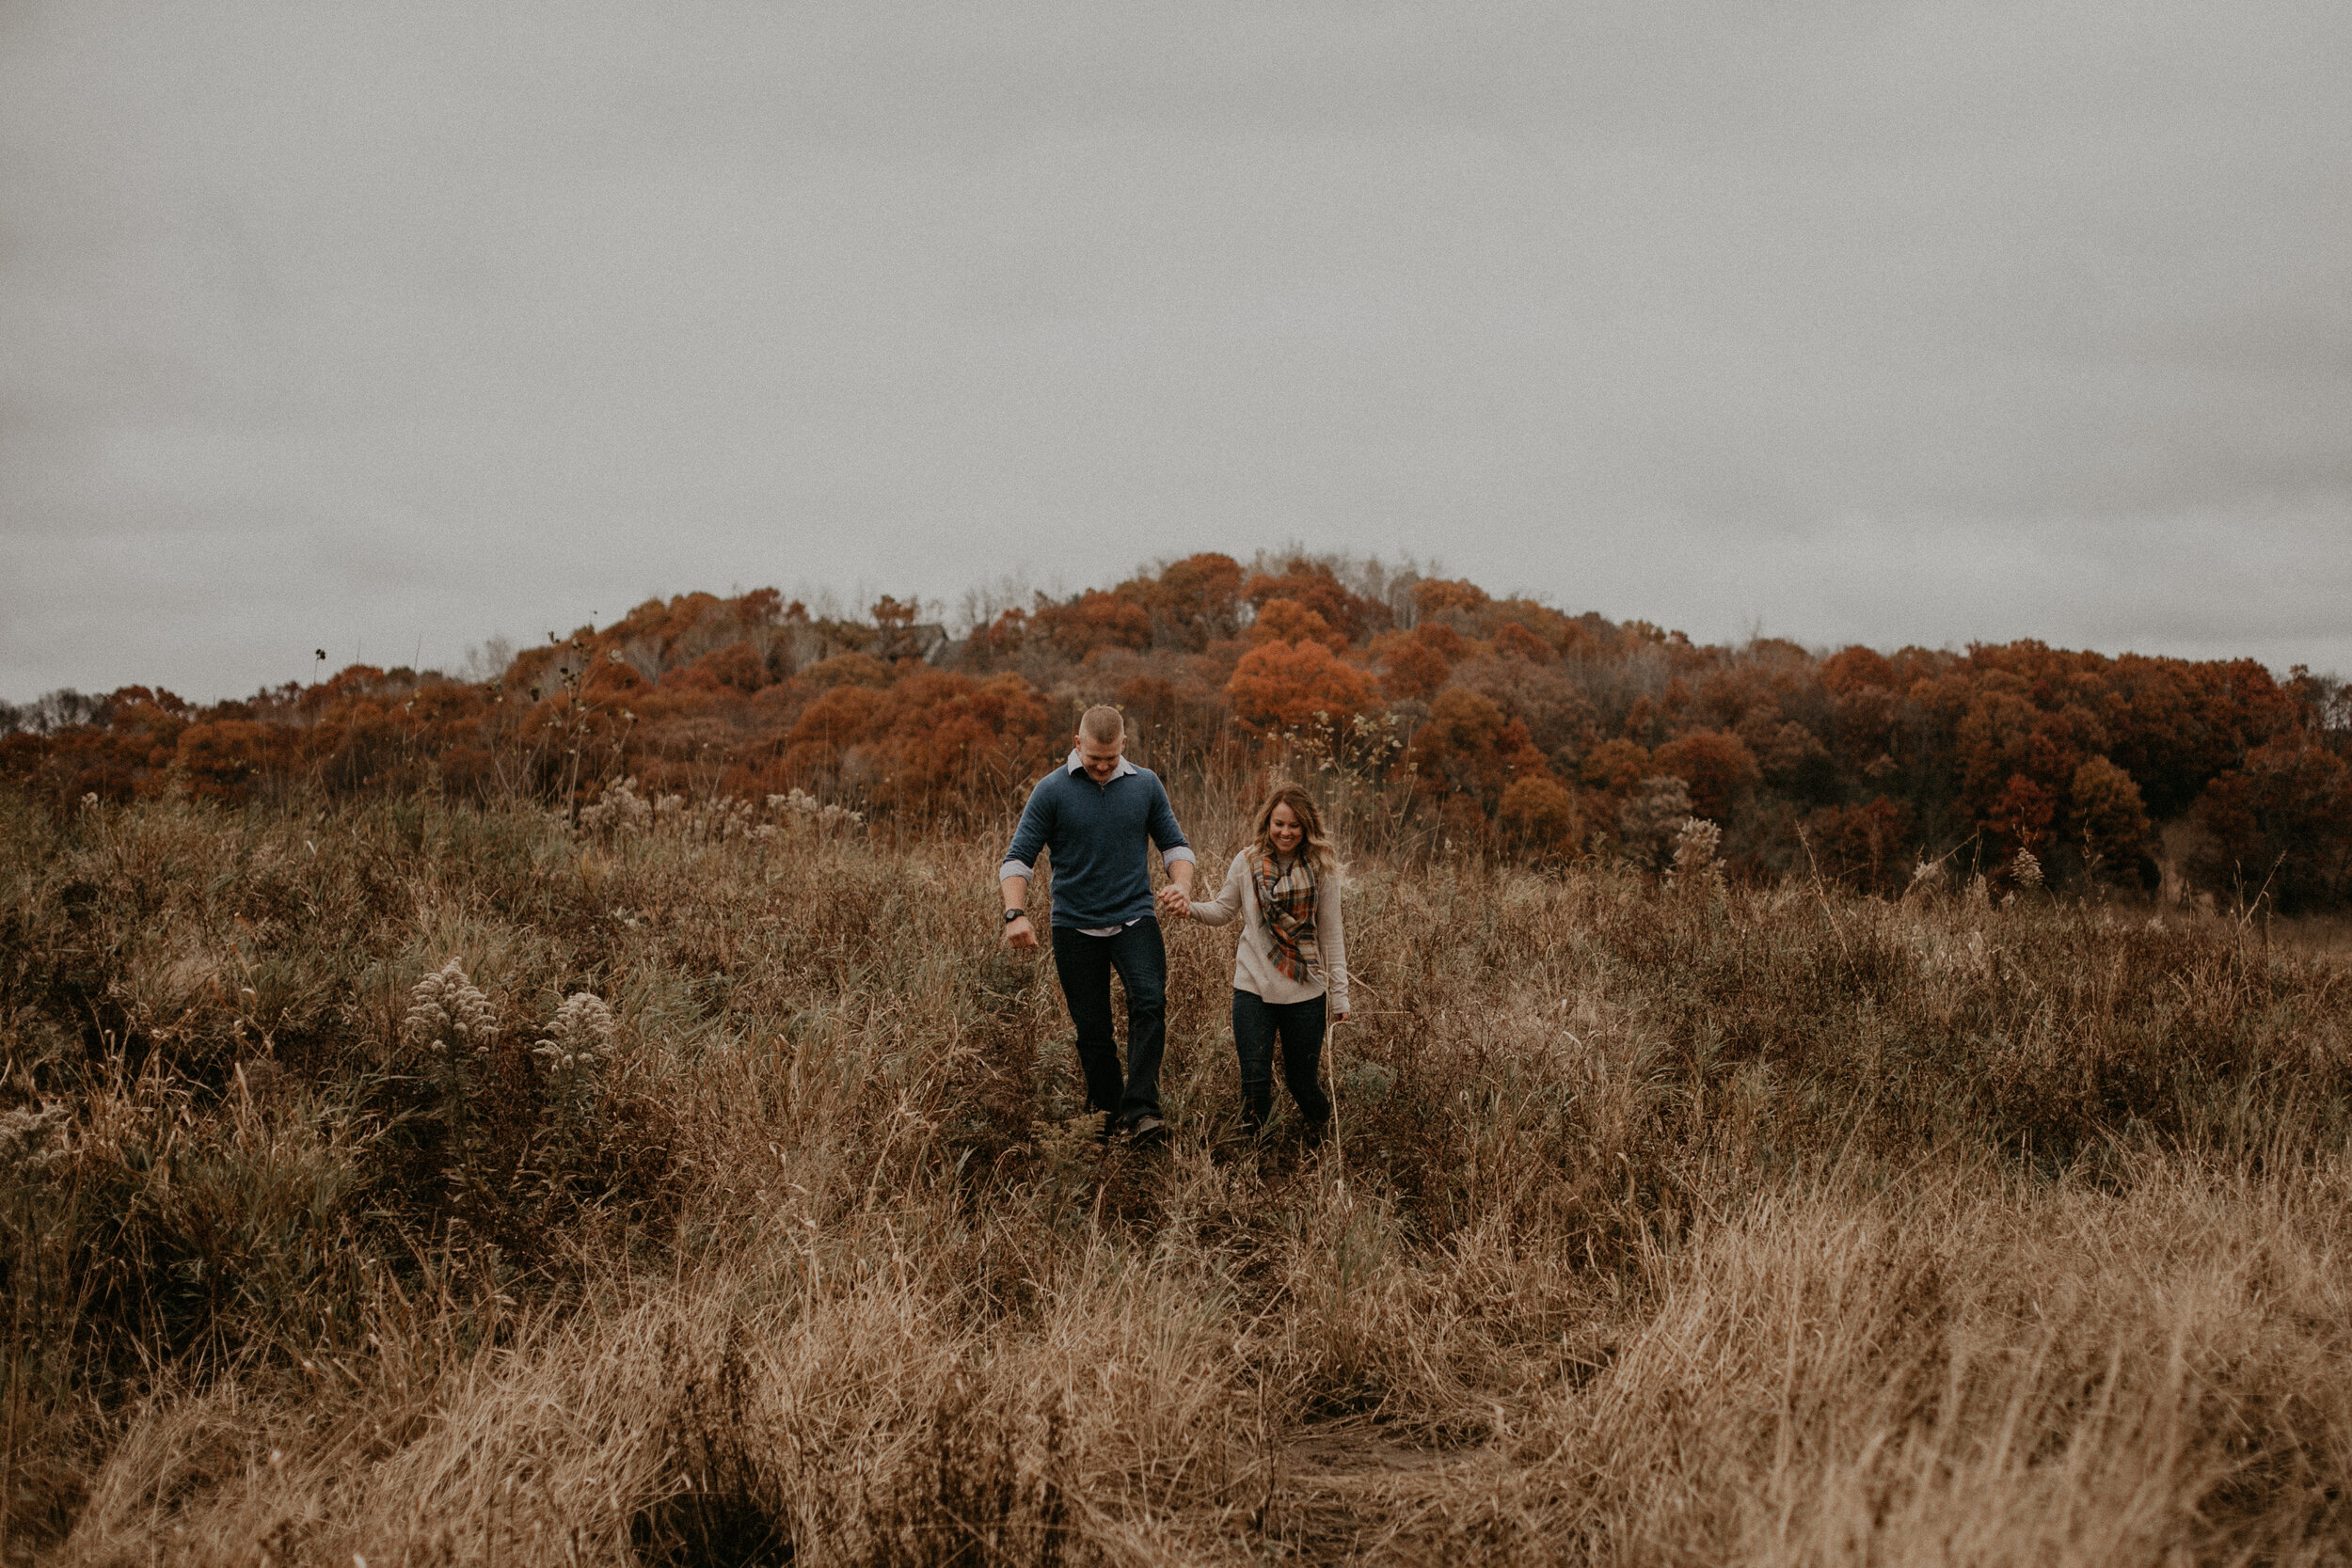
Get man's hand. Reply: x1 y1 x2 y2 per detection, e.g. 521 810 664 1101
1159 854 1195 921
999 871 1036 950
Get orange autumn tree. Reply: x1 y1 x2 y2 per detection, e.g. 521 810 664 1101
1650 729 1762 821
174 719 299 803
2190 740 2352 910
783 670 1054 814
1377 624 1463 702
2069 754 2154 880
1243 558 1390 644
1031 591 1153 661
1226 640 1378 736
1247 598 1349 653
1403 689 1549 811
1498 774 1583 855
1113 552 1245 648
1804 798 1915 893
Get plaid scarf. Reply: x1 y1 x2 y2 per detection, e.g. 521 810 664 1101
1251 848 1322 984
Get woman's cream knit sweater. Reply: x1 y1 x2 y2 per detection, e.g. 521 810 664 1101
1184 849 1348 1012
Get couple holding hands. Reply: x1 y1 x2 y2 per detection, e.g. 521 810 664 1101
998 705 1346 1147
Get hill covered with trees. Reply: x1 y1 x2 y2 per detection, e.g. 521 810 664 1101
6 551 2347 907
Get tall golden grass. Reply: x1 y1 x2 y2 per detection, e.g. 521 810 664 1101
2 780 2347 1564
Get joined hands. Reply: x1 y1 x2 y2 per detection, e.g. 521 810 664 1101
1155 882 1191 920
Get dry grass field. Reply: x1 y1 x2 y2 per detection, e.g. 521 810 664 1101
3 782 2349 1564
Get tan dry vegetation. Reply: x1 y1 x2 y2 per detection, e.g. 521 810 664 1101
2 783 2349 1565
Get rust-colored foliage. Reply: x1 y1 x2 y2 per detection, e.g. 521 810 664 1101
966 607 1031 662
2190 740 2352 909
1498 774 1584 854
1650 730 1761 820
1247 598 1347 652
1410 578 1490 618
1244 558 1390 644
1030 590 1152 661
3 689 189 802
786 670 1056 810
1820 644 1897 695
1226 639 1379 736
675 644 771 694
179 719 303 802
1409 623 1469 662
2069 755 2154 880
1114 552 1244 647
1381 638 1451 702
1803 798 1915 893
1985 774 2059 859
1404 689 1549 809
3 561 2339 903
785 687 889 779
1492 623 1555 664
1579 738 1653 800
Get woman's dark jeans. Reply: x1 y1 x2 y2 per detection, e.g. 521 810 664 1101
1049 919 1168 1124
1232 988 1331 1131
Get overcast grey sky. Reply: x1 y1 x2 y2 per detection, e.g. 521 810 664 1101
4 1 2346 701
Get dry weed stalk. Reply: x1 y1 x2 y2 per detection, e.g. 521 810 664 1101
0 783 2345 1564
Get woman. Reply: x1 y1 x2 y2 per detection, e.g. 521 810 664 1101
1169 784 1348 1137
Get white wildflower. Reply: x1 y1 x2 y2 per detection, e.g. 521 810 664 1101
771 788 823 818
767 788 863 834
1664 816 1725 896
532 991 614 1071
682 797 756 842
0 1101 72 1170
579 777 652 836
402 959 496 1056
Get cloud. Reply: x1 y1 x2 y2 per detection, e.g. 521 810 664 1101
3 0 2347 698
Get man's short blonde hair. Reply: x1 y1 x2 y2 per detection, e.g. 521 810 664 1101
1078 705 1124 744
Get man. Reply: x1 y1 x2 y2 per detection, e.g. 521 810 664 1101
1001 705 1196 1145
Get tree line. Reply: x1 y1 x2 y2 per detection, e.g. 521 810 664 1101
5 552 2347 907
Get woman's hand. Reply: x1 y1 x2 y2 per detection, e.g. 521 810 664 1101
1331 1005 1348 1024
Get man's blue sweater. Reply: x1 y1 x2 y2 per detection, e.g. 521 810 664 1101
1000 754 1194 929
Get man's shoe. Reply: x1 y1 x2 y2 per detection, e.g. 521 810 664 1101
1127 1114 1168 1146
1095 1112 1121 1148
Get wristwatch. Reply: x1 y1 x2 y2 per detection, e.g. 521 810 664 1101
1003 908 1026 924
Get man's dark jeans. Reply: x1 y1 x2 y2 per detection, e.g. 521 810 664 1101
1050 919 1168 1124
1232 988 1331 1131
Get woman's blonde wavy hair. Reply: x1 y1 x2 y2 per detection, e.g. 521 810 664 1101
1250 784 1340 877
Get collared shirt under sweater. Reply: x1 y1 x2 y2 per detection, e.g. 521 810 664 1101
1000 751 1195 932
